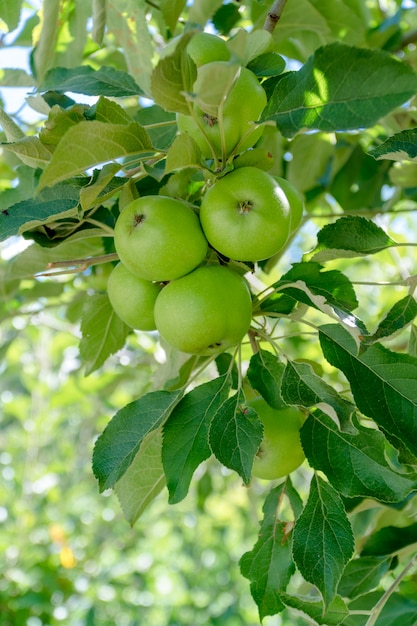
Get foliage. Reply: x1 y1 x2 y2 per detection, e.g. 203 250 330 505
1 0 417 624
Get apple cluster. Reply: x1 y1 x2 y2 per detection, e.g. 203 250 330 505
107 32 304 357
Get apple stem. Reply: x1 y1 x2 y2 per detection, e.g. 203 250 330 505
263 0 288 33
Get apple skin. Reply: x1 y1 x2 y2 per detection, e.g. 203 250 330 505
199 167 293 262
154 265 252 355
114 196 208 282
107 262 162 330
248 397 306 480
177 64 266 158
187 32 230 67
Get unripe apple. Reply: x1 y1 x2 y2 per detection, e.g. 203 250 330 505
199 167 293 262
113 196 208 282
154 264 252 355
187 32 230 67
248 397 306 480
107 262 162 330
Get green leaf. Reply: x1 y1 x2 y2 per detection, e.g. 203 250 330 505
32 0 61 84
0 181 84 242
279 593 349 625
162 375 231 504
150 33 197 115
92 388 183 491
292 474 354 607
346 592 417 626
360 521 417 557
209 390 263 484
301 411 417 502
246 349 286 410
41 65 144 97
247 53 286 77
39 104 89 148
259 262 363 331
337 556 392 599
165 134 202 173
0 0 22 31
281 360 355 429
369 128 417 162
362 295 417 345
159 0 187 32
262 43 417 137
0 68 36 87
1 136 53 168
240 483 296 620
310 216 397 262
115 429 166 526
135 105 177 150
79 294 130 376
0 107 26 141
319 324 417 457
94 96 133 125
37 121 153 191
107 0 154 94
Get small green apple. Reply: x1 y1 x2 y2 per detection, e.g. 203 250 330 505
187 32 230 67
113 196 208 282
107 262 162 330
199 167 293 261
154 264 252 355
248 397 306 480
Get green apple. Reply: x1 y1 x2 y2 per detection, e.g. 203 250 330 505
177 63 266 158
154 264 252 355
274 176 304 234
114 196 208 282
199 167 293 261
187 32 230 67
248 397 306 480
107 262 162 330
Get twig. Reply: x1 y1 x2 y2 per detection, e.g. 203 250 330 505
263 0 288 33
365 553 417 626
35 253 118 277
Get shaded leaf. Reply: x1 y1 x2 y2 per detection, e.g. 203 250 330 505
262 43 417 137
310 216 397 262
240 483 296 620
0 180 84 242
279 593 349 625
281 360 355 429
369 128 417 162
115 429 166 526
360 522 417 557
301 410 417 502
246 349 286 410
345 592 417 626
150 33 197 115
319 324 417 457
162 375 231 504
292 474 354 607
338 556 392 599
79 294 130 375
41 65 144 96
362 295 417 345
92 389 183 491
209 391 263 484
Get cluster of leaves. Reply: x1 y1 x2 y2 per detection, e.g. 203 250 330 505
2 0 417 624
